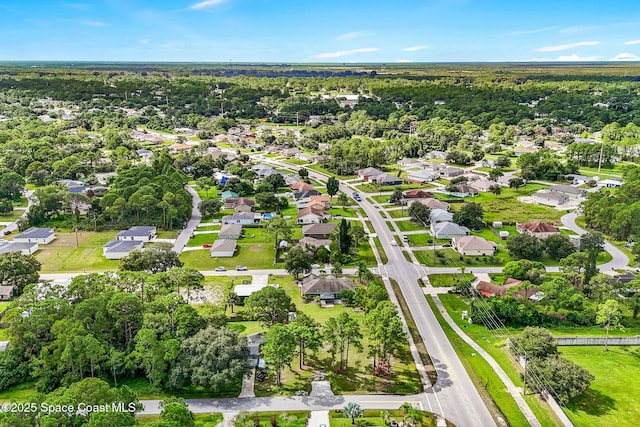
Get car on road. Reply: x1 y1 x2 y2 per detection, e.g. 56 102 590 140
442 243 452 247
235 265 248 271
390 420 398 427
202 243 212 248
390 241 397 246
214 266 226 272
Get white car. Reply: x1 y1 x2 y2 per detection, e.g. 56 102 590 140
215 266 227 272
390 241 397 246
235 265 248 271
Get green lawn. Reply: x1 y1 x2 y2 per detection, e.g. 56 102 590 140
373 237 388 264
425 296 533 427
386 208 409 218
181 243 276 270
427 273 476 287
138 413 223 426
330 207 358 218
562 346 640 427
35 231 120 273
406 233 436 247
306 164 356 180
372 195 393 203
329 409 437 427
358 183 425 194
248 277 421 396
156 230 179 239
434 294 563 427
414 248 511 267
395 220 426 233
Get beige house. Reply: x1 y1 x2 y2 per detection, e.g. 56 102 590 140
516 221 560 238
452 235 497 256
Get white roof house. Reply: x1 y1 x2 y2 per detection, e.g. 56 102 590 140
116 226 157 242
209 239 238 257
430 222 470 239
0 241 39 256
406 169 437 183
430 209 454 223
102 240 144 259
234 283 279 304
12 228 56 244
222 212 256 225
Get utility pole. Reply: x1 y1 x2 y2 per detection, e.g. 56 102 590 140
597 140 605 174
296 111 299 127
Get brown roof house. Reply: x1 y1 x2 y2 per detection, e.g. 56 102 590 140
301 274 355 301
297 207 331 224
516 221 560 239
302 223 337 239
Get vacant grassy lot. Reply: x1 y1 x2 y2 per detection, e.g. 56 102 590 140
181 243 276 270
306 164 356 180
395 220 426 233
138 413 223 426
427 273 476 287
36 231 120 273
414 248 511 267
0 209 24 222
562 346 640 427
435 294 563 427
358 182 425 194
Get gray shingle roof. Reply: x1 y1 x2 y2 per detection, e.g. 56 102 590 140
103 240 143 253
14 228 54 239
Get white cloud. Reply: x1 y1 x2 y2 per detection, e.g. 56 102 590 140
139 39 151 45
610 52 640 61
510 26 557 35
624 39 640 45
82 21 105 27
555 54 601 61
313 47 379 59
534 41 600 52
336 31 372 40
402 45 427 52
189 0 226 9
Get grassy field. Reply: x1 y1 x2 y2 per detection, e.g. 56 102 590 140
414 248 511 267
433 294 563 427
247 277 421 396
306 164 356 180
358 183 425 193
562 346 640 427
329 409 437 427
0 209 25 222
330 207 358 218
181 243 276 270
138 413 223 426
395 220 426 233
386 208 409 219
35 231 120 273
373 237 388 264
427 273 476 287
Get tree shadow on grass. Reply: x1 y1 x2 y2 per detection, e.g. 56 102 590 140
567 388 616 417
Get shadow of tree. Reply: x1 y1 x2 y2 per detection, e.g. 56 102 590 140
567 388 616 416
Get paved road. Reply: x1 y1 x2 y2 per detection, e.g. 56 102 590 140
561 211 630 270
1 190 34 235
139 394 426 415
172 185 202 253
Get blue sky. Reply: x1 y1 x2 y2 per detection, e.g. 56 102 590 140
1 0 640 62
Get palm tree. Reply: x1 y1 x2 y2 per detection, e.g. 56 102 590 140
343 403 363 425
331 263 343 277
227 292 239 314
381 411 391 426
338 192 349 208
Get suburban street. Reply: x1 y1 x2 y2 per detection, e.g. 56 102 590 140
172 185 203 253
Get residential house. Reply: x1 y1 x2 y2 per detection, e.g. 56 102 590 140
116 226 157 242
430 222 470 239
532 190 569 207
291 181 314 192
169 143 193 152
222 212 256 225
430 209 454 223
218 224 243 240
615 271 636 285
398 158 421 167
406 169 438 183
309 195 331 209
297 207 331 224
427 150 447 159
496 175 514 187
514 146 538 156
0 285 14 300
0 341 9 352
136 149 153 162
282 147 302 157
0 241 38 256
13 228 56 244
516 221 560 238
468 179 496 193
302 223 337 239
422 161 443 171
447 185 479 198
233 283 279 305
357 167 384 181
565 174 590 185
600 178 623 188
233 198 256 213
547 184 586 199
220 190 239 201
57 179 85 193
297 153 316 162
293 189 321 202
475 281 517 297
370 173 403 186
452 235 497 256
209 239 238 257
102 240 143 260
412 198 450 211
301 274 355 302
403 189 434 200
252 164 278 178
298 237 332 249
439 166 465 178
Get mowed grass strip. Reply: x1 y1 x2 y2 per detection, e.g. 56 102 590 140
561 346 640 427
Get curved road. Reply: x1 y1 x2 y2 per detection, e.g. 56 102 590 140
561 211 629 271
